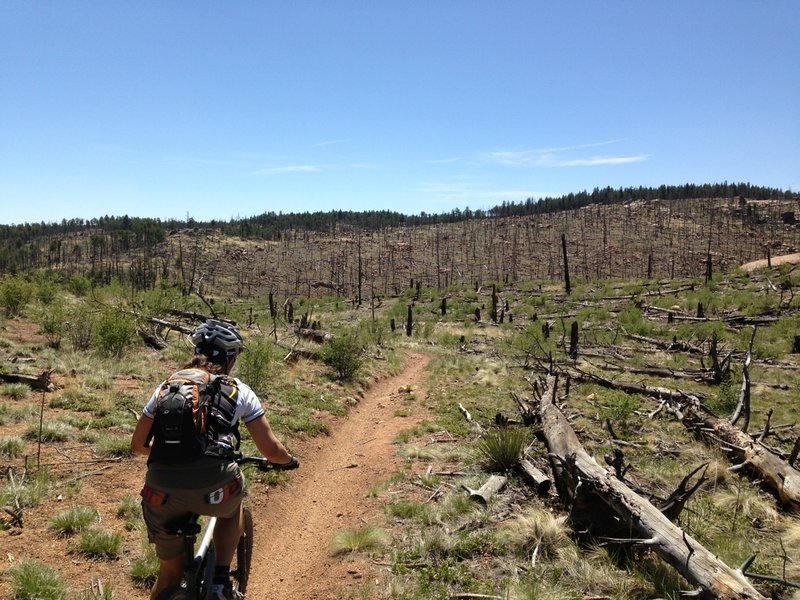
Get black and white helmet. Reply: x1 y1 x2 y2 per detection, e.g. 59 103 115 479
191 319 244 360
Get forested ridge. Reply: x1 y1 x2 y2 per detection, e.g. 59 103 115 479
1 182 797 298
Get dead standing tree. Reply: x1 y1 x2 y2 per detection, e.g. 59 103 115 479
537 374 768 600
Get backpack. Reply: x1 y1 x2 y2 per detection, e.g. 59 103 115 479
147 368 241 464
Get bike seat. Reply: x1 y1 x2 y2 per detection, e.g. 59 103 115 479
164 513 202 536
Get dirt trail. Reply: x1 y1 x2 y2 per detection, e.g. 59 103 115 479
243 351 431 600
740 252 800 271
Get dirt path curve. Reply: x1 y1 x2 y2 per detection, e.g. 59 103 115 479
741 252 800 272
244 351 432 600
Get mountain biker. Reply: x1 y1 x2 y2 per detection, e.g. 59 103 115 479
131 319 298 600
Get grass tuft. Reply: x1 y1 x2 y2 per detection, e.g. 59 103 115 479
330 524 390 555
74 527 122 558
50 506 98 535
0 435 25 457
10 559 68 600
474 426 528 472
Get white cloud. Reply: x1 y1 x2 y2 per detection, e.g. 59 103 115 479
413 181 540 203
257 165 322 175
425 157 462 164
484 139 648 168
311 139 347 148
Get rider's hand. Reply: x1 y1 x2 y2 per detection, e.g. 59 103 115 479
278 456 299 470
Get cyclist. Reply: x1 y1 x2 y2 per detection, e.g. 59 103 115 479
131 319 298 600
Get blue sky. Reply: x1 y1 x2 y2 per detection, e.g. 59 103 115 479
2 2 798 225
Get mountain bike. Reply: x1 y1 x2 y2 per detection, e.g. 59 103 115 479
155 456 292 600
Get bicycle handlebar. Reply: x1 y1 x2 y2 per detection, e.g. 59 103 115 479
235 454 299 471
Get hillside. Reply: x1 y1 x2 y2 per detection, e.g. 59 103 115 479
1 191 800 599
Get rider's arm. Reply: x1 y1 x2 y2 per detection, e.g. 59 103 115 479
131 414 154 456
244 415 294 466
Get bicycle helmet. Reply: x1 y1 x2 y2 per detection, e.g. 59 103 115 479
191 319 244 361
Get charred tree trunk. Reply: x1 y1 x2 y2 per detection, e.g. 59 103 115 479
561 233 571 295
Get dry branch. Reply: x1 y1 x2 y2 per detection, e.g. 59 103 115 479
569 369 708 403
538 374 768 599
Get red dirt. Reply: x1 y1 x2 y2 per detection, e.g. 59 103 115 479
245 351 431 599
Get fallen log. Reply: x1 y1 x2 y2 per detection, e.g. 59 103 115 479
569 369 708 403
0 370 53 391
683 404 800 512
516 458 551 495
538 374 768 599
462 475 507 504
624 331 705 355
296 327 333 343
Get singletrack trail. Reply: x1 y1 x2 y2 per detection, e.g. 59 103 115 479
244 352 432 600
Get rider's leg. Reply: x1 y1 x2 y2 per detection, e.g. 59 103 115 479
213 501 244 568
150 556 185 600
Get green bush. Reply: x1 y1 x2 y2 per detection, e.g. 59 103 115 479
65 303 96 351
32 299 67 348
0 275 34 317
321 331 364 380
94 308 136 357
234 335 277 395
67 274 92 297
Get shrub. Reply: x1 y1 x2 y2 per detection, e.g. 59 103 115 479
9 560 68 600
67 274 92 297
321 331 364 380
234 335 276 396
32 299 67 348
65 303 96 351
94 309 136 357
0 275 33 317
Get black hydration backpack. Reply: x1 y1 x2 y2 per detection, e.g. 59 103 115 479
147 368 241 464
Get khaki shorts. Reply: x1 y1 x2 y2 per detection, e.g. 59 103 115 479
141 458 245 560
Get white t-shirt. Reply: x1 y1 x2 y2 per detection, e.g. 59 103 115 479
142 376 265 424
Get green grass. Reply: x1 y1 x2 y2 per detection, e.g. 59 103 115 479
0 468 52 508
330 524 390 555
9 560 68 600
129 538 159 586
24 420 75 442
117 494 144 530
0 382 31 400
74 527 122 559
49 505 98 535
0 435 25 457
95 433 134 457
474 426 529 472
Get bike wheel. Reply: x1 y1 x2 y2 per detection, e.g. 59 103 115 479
232 506 254 595
154 585 191 600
